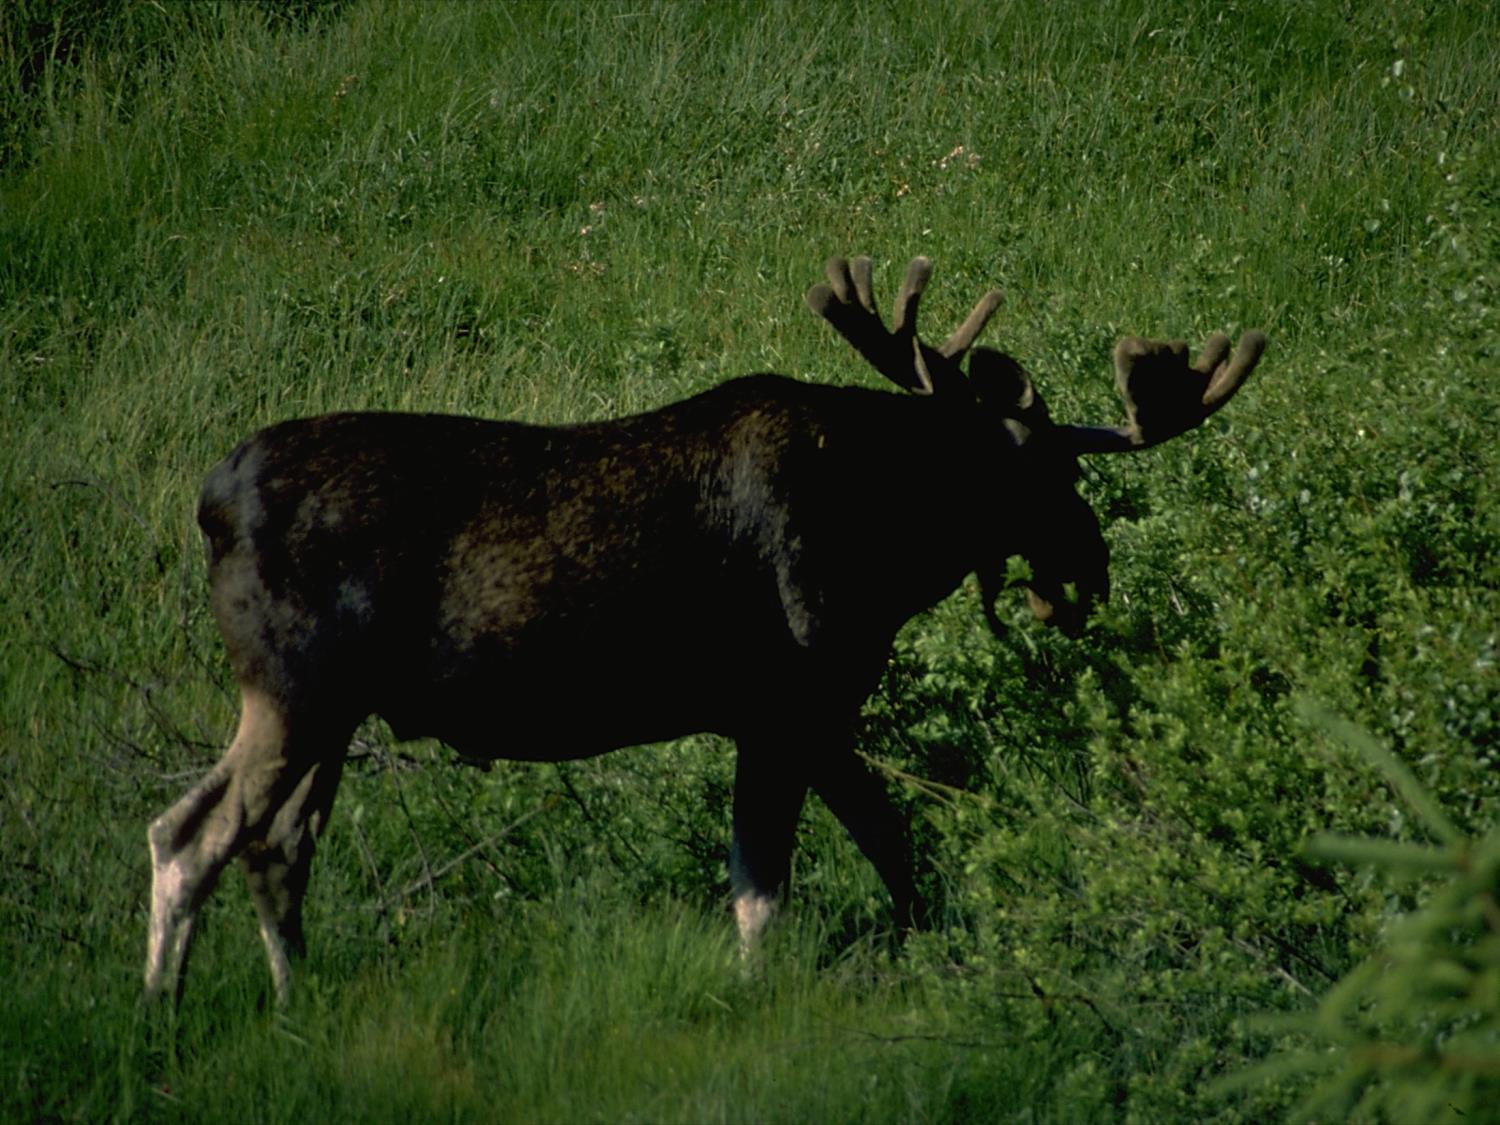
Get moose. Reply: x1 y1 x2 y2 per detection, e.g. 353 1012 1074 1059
145 254 1265 1004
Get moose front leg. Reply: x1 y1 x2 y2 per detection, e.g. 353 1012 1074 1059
729 733 928 955
728 747 809 957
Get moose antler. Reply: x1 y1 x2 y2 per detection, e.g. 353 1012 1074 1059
1064 330 1266 453
806 256 1003 395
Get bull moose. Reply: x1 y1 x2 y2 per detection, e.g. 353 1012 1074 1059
145 254 1265 1004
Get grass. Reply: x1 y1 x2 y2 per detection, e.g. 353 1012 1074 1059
3 0 1498 1120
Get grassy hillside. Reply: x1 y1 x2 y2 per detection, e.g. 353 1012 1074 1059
3 1 1497 1119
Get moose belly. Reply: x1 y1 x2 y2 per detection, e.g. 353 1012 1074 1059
376 631 780 763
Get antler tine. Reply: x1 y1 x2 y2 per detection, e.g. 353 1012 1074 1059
1191 332 1232 378
938 288 1004 359
807 255 927 393
821 256 853 306
847 256 878 313
1202 329 1265 409
890 256 931 337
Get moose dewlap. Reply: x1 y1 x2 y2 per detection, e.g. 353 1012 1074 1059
146 254 1264 1004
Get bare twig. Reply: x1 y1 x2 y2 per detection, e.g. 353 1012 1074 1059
822 1022 995 1050
377 798 557 912
381 755 437 914
47 475 165 573
553 763 646 869
855 750 995 810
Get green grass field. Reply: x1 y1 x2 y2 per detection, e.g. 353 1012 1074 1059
3 1 1498 1120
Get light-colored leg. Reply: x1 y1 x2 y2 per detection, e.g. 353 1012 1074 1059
733 890 778 959
145 689 293 1002
728 746 807 960
239 756 344 1005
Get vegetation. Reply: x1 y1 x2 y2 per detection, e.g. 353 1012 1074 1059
1217 702 1500 1122
3 1 1496 1119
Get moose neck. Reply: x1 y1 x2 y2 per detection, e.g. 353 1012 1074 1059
791 384 1002 641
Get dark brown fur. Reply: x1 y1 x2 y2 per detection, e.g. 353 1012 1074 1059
200 375 1095 754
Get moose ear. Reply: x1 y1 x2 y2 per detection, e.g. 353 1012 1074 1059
967 347 1034 410
968 347 1052 443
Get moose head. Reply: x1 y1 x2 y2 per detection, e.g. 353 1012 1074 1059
805 255 1265 636
145 251 1265 1006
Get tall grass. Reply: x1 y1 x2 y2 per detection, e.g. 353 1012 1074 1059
3 0 1498 1119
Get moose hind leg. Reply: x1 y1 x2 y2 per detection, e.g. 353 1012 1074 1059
810 751 924 931
145 689 303 1002
240 752 346 1005
728 748 808 957
145 765 234 1004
